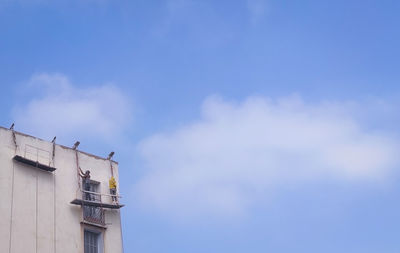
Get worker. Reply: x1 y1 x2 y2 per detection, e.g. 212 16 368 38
109 176 117 203
79 167 91 200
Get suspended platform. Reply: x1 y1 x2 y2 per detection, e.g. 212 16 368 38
13 155 56 172
70 199 124 209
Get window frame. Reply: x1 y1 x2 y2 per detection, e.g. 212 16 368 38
84 228 104 253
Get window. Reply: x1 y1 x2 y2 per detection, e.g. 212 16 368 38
82 180 100 202
84 230 102 253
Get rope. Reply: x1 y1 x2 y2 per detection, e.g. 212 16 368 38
112 159 124 252
8 130 18 253
119 208 125 253
52 141 56 167
110 160 114 177
75 150 81 199
36 169 38 253
8 163 15 253
53 167 57 253
53 144 57 253
12 131 17 153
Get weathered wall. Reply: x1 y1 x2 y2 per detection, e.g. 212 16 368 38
0 128 17 253
0 127 123 253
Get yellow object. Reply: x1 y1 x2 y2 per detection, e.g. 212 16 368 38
109 177 117 189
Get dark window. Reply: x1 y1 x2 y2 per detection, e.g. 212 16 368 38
82 180 100 202
84 230 100 253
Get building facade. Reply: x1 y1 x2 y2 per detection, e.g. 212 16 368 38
0 126 124 253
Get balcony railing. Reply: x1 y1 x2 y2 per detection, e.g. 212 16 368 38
82 190 104 226
81 190 122 204
83 205 105 225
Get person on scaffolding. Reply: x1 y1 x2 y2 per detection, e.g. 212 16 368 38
109 176 117 204
79 167 92 201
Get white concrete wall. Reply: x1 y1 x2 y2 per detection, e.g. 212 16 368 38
0 127 123 253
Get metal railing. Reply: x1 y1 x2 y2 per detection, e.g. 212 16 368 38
81 190 122 204
83 205 105 225
81 190 121 226
24 144 50 165
82 190 103 225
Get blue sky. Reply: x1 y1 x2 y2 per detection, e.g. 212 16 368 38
1 0 400 252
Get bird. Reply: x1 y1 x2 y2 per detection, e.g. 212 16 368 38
9 123 14 130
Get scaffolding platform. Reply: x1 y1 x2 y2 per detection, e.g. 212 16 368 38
13 155 56 172
70 199 124 209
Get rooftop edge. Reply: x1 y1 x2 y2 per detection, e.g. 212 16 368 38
0 126 118 164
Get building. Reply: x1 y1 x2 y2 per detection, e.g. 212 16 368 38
0 126 124 253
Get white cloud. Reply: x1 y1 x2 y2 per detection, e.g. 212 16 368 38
13 73 132 143
135 95 399 219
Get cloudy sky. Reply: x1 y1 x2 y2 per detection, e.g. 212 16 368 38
1 0 400 252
